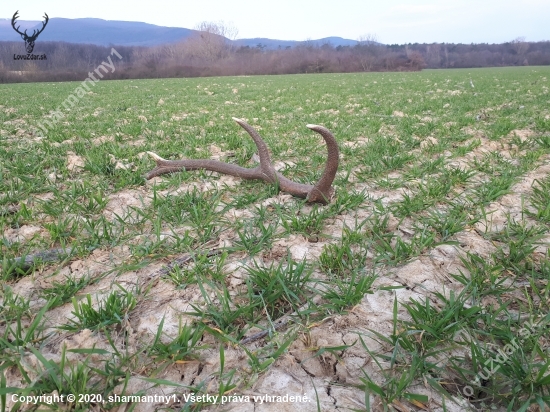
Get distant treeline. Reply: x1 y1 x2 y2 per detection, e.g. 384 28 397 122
1 34 549 83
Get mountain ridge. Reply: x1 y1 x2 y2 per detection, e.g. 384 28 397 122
0 17 360 48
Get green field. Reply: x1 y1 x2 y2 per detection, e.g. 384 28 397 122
1 67 550 411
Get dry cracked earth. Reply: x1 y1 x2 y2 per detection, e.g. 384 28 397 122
2 123 550 412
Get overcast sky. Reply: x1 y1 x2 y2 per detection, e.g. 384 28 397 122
1 0 547 44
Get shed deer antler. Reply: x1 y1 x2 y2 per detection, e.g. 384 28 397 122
145 118 339 204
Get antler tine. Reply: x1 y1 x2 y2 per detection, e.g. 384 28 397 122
304 124 339 203
231 117 277 183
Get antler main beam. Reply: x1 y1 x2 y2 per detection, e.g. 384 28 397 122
34 13 49 38
145 118 339 204
11 11 24 36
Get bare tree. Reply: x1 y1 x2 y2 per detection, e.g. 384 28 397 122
51 43 70 70
511 37 529 56
358 33 378 46
425 43 442 67
186 21 239 62
195 21 238 41
82 46 97 70
356 33 379 71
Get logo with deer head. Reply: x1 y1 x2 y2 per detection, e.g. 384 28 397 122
11 10 49 54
